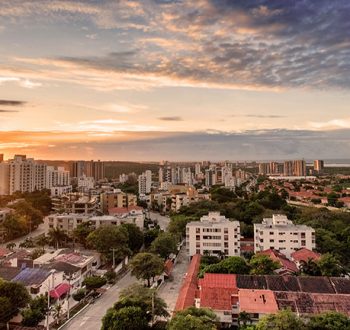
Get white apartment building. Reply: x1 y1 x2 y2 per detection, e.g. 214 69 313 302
77 175 95 192
254 214 315 258
138 170 152 195
186 212 241 257
7 155 47 194
47 166 70 188
45 209 145 235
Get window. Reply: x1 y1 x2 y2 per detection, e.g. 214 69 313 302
224 235 228 240
269 232 274 235
196 235 200 240
301 240 306 246
196 228 200 234
196 249 200 254
270 239 274 242
224 228 228 233
196 242 200 247
301 233 306 238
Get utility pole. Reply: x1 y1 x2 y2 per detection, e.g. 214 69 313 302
151 291 155 326
110 248 118 269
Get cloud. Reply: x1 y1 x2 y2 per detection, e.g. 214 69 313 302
232 114 286 118
0 128 350 161
309 118 350 129
0 110 19 113
1 1 350 91
0 100 26 106
158 116 183 121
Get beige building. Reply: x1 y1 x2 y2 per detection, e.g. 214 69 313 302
100 190 137 214
186 212 240 257
254 214 315 258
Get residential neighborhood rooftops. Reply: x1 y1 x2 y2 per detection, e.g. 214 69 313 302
0 267 22 281
12 268 51 286
291 248 321 263
239 289 279 314
258 249 298 273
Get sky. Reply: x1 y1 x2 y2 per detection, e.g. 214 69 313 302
0 0 350 161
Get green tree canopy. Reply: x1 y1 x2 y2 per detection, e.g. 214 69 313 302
121 223 144 253
87 225 129 261
130 253 164 287
82 276 107 291
167 307 218 330
307 311 350 330
249 255 280 275
317 253 345 277
151 232 177 259
256 309 305 330
102 306 149 330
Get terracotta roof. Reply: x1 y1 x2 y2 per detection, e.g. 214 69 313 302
0 247 11 258
199 273 236 289
198 274 238 311
239 289 279 314
258 249 298 273
275 291 350 316
291 248 321 263
108 206 143 215
50 283 71 299
174 254 201 311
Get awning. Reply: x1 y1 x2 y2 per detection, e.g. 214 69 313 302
50 283 71 299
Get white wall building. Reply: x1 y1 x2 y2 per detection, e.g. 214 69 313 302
47 166 70 188
138 170 152 194
77 175 95 192
7 155 47 194
186 212 241 257
254 214 316 258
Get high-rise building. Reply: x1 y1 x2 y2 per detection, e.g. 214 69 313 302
0 154 3 162
283 161 293 176
293 160 306 176
138 170 152 195
195 163 201 176
258 163 270 175
46 166 70 188
71 161 86 178
205 169 215 186
314 160 324 173
0 162 9 195
7 155 47 194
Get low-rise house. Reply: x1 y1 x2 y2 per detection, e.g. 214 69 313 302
258 249 298 275
291 248 321 269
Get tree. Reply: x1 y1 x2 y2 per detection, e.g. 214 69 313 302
0 281 30 325
120 284 169 318
130 253 164 287
87 225 129 262
249 255 280 275
102 306 149 330
73 222 94 248
121 223 143 253
200 256 250 277
10 199 44 230
167 307 218 330
307 311 350 330
238 311 253 328
299 258 321 276
83 276 107 291
256 309 305 330
72 288 87 302
6 242 16 251
48 227 68 249
52 303 63 325
317 253 344 277
144 228 160 248
104 270 117 284
151 232 177 259
21 308 45 327
2 214 27 240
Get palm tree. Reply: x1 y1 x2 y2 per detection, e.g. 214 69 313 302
52 303 63 325
48 228 67 249
300 258 321 276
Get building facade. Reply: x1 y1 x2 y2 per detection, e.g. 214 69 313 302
254 214 315 258
186 212 241 257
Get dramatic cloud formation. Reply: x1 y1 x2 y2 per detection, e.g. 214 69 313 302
0 0 349 160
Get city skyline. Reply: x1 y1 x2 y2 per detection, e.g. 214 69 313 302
1 1 350 160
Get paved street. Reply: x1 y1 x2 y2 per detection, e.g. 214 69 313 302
63 271 138 330
149 211 171 231
0 223 46 248
157 245 189 314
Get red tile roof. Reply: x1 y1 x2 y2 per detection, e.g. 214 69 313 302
199 273 236 289
0 247 10 258
291 248 321 263
50 283 71 299
108 206 143 215
258 249 298 273
174 254 201 312
199 274 238 310
239 289 279 314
